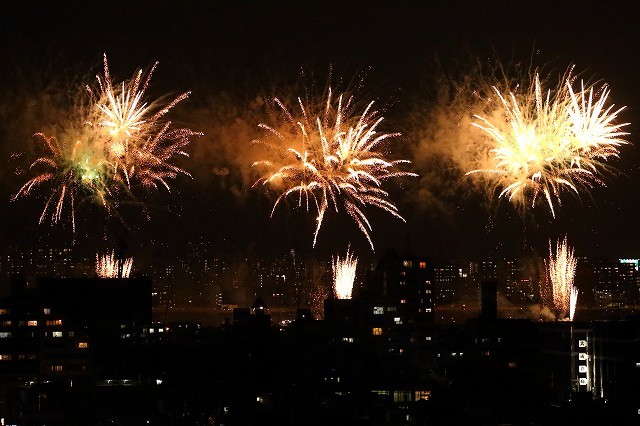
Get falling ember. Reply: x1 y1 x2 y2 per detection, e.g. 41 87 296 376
468 69 628 217
332 246 358 300
253 88 416 250
96 250 133 279
13 55 199 230
546 236 578 321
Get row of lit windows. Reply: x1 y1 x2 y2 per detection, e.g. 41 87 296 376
0 353 38 361
401 261 428 269
372 306 398 315
1 319 63 327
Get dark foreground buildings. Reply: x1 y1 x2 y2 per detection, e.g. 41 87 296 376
0 254 639 425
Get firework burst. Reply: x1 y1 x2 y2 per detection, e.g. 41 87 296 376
545 236 578 320
468 69 628 217
332 246 358 300
13 55 199 230
253 88 416 249
87 54 199 190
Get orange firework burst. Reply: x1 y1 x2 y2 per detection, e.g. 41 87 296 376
253 88 416 249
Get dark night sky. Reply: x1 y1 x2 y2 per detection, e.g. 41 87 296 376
1 0 639 263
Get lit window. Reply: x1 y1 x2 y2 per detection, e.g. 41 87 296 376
52 331 62 338
0 309 9 315
415 390 431 400
51 365 63 372
0 354 12 361
68 331 75 337
373 306 384 315
386 306 397 312
400 299 406 304
425 289 432 294
43 308 51 315
27 320 38 327
393 390 412 403
341 337 354 343
399 280 406 286
403 261 412 268
372 390 389 396
0 320 11 326
425 308 432 313
394 317 403 325
0 332 12 338
425 280 431 286
78 342 88 349
372 327 383 336
508 362 517 368
425 336 432 341
46 320 63 326
419 261 427 269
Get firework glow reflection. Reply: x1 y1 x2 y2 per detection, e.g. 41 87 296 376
253 89 416 250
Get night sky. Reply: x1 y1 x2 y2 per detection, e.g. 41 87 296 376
1 0 639 264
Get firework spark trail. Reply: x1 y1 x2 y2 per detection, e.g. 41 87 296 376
13 55 199 230
332 246 358 300
253 89 416 249
546 236 578 321
96 250 133 278
468 70 628 217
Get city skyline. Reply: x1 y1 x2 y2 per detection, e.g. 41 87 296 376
1 0 639 263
